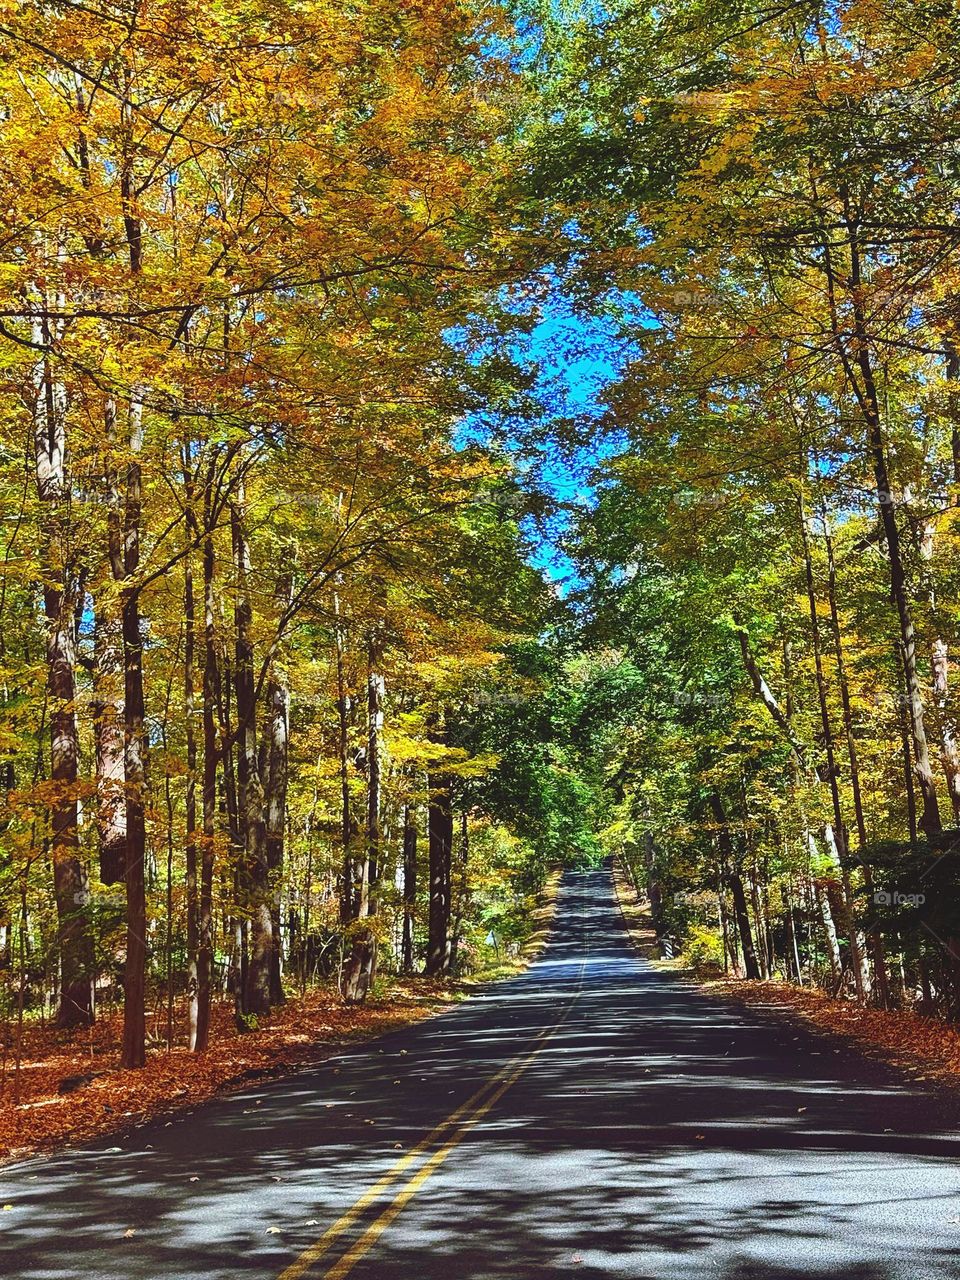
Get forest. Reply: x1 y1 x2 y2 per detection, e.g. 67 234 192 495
4 0 960 1105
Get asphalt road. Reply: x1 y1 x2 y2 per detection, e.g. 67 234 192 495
4 866 960 1280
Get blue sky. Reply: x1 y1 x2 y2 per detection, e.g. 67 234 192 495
518 307 630 588
454 292 636 592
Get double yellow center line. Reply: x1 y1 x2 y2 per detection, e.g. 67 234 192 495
278 948 586 1280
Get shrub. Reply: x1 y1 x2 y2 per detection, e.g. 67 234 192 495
681 924 724 976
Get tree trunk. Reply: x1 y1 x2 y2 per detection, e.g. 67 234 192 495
401 803 417 975
33 321 94 1029
840 202 941 837
816 880 843 987
644 830 667 955
798 498 866 998
903 477 960 815
897 643 920 849
729 869 760 981
426 769 454 977
342 637 383 1002
232 496 271 1019
119 391 147 1070
264 670 288 1007
930 635 960 821
334 599 354 926
194 503 218 1051
870 436 940 832
93 611 126 886
819 504 891 1006
785 886 804 985
709 794 760 980
49 583 94 1028
751 872 771 979
448 811 469 975
183 489 200 1049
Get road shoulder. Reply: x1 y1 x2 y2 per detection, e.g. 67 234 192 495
612 852 960 1096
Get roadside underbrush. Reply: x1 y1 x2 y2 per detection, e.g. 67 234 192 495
0 869 563 1166
613 855 960 1089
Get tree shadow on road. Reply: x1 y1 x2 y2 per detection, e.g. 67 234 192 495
2 870 959 1279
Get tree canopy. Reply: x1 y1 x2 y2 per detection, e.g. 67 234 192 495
7 0 960 1090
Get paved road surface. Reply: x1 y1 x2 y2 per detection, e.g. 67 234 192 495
4 867 960 1279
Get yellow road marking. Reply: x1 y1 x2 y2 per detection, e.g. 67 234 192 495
275 1027 552 1280
320 1037 552 1280
321 961 586 1280
280 922 587 1280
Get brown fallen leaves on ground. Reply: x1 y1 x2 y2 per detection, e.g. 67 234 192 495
0 870 562 1167
0 981 453 1165
612 860 960 1088
708 977 960 1086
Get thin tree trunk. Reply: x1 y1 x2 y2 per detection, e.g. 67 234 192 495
785 886 804 985
334 598 354 926
449 811 470 975
717 882 733 976
48 576 93 1028
426 766 454 977
111 80 150 1069
709 794 760 980
232 496 271 1018
798 498 866 998
164 769 174 1051
818 504 891 1005
342 636 383 1002
644 830 667 955
183 483 200 1048
930 633 960 821
401 802 417 975
119 389 148 1070
264 670 288 1007
838 197 941 836
194 501 218 1051
749 872 769 980
897 643 920 849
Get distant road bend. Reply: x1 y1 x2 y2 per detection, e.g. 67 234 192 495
5 867 960 1279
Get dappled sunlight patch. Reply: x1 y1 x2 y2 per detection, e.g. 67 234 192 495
708 978 960 1093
